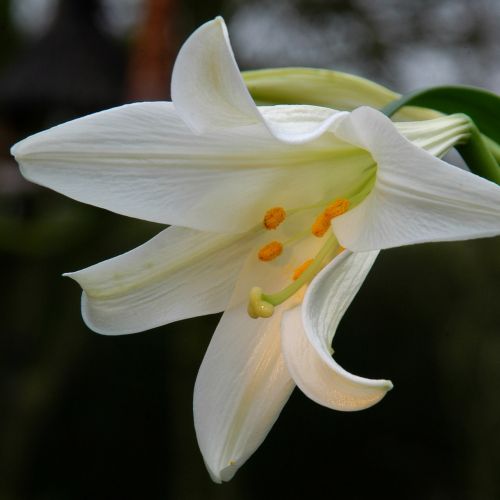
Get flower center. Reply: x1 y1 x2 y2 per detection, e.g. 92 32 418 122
248 233 342 318
248 197 350 319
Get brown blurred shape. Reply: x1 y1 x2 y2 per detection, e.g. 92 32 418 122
127 0 179 101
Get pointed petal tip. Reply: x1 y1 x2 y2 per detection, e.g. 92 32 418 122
218 462 239 482
11 126 42 158
10 137 32 160
204 459 239 484
213 15 225 26
11 127 51 161
62 269 88 288
193 288 295 485
205 465 223 484
10 141 19 158
355 377 394 409
171 12 260 133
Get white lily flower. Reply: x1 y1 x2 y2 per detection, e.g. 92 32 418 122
11 17 500 483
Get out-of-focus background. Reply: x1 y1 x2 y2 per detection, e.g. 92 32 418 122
1 0 499 499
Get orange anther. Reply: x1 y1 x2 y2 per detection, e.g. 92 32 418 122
324 199 349 219
292 259 314 281
263 207 286 230
311 199 349 237
258 241 283 261
311 214 331 237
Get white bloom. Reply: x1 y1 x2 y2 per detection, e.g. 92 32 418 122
11 17 500 482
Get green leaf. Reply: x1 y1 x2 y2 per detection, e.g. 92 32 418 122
383 86 500 184
382 85 500 144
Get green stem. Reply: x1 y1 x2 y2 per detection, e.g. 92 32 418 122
456 124 500 184
482 134 500 164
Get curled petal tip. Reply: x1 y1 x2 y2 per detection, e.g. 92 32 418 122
9 143 18 158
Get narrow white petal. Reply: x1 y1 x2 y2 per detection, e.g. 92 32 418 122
13 101 261 229
12 101 373 233
171 17 261 132
331 107 500 251
65 226 253 335
171 18 351 144
282 250 392 411
193 232 323 482
194 270 299 480
195 302 294 483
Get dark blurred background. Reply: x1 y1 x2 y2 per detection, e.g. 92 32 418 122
0 0 499 499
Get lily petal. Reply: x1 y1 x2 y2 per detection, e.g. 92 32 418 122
171 17 351 144
259 105 348 145
332 107 500 251
194 301 294 483
171 17 262 132
193 229 324 481
12 101 372 232
65 226 253 335
282 250 392 411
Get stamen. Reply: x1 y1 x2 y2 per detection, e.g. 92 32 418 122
258 241 283 261
263 207 286 230
292 259 314 281
311 215 331 237
325 199 349 218
311 199 350 237
248 234 339 318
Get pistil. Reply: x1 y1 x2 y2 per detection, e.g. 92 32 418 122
248 233 339 318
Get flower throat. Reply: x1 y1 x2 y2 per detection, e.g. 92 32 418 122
247 199 349 319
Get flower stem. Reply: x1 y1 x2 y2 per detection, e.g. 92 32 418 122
457 122 500 184
482 134 500 164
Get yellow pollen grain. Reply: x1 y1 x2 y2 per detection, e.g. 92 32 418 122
292 259 314 281
311 199 350 237
263 206 286 230
258 241 283 261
